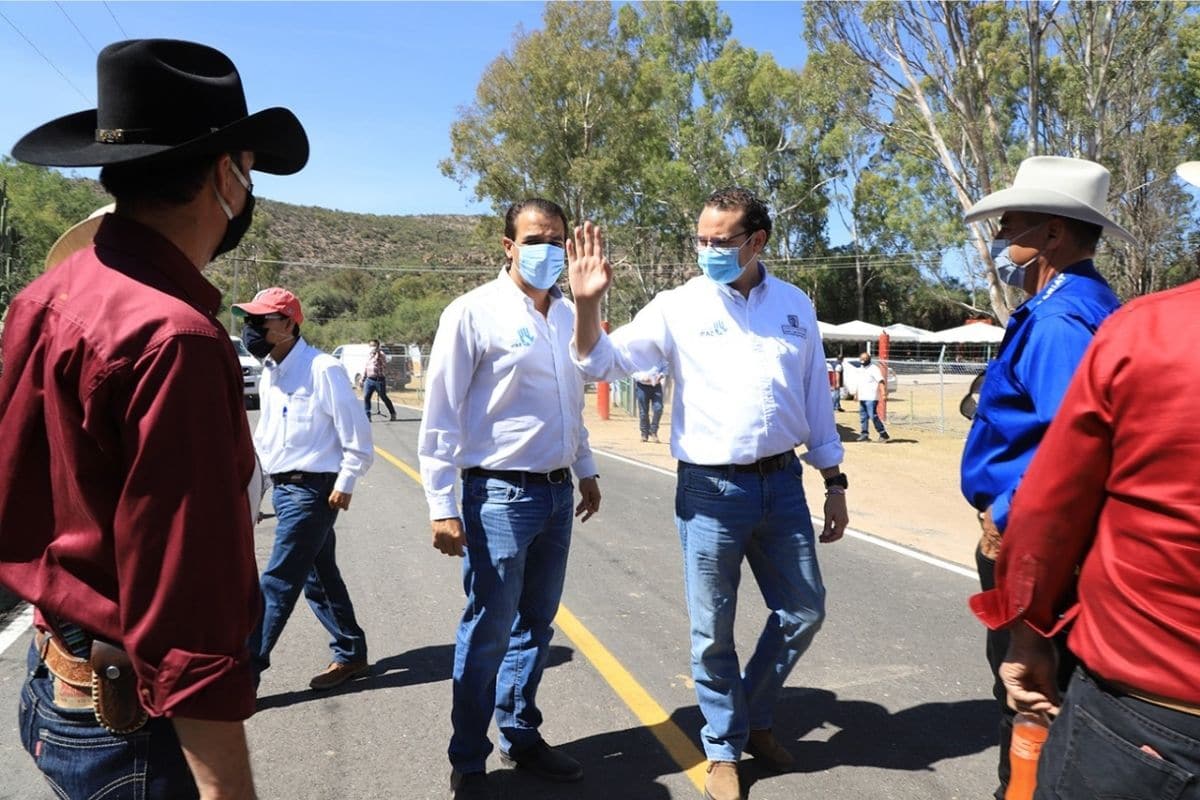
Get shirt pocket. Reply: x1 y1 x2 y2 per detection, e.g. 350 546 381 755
285 390 317 438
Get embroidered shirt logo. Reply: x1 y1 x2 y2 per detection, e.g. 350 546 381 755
511 327 535 348
781 314 806 338
699 320 729 338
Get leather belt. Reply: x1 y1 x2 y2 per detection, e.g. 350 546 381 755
36 629 92 688
681 451 795 475
34 628 149 732
270 470 336 485
463 467 571 484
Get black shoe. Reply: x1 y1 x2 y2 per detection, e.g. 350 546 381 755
389 414 397 422
450 770 496 800
856 434 869 442
500 740 583 783
880 431 890 441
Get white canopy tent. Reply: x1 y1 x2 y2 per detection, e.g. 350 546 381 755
882 323 934 342
928 322 1005 343
821 320 885 342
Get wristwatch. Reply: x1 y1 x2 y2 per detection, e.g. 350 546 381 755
824 473 849 490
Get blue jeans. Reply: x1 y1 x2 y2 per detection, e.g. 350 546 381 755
635 382 663 438
449 472 575 774
675 454 826 761
1035 667 1200 799
363 376 395 418
250 473 367 676
18 639 198 799
859 400 887 435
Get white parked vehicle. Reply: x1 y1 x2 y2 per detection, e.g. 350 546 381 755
331 342 411 390
230 336 261 409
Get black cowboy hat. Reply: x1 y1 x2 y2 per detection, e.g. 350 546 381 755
12 39 307 175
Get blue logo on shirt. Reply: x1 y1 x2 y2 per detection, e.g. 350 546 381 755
699 320 728 337
512 327 535 348
781 314 806 338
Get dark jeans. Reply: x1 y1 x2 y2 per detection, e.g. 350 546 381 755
249 473 367 677
976 545 1076 800
18 639 198 799
1036 667 1200 799
363 376 395 418
635 382 663 438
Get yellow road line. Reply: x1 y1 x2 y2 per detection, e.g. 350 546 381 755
375 444 707 793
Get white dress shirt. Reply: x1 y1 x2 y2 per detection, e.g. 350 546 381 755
575 265 843 470
419 271 598 521
255 338 374 494
859 363 884 402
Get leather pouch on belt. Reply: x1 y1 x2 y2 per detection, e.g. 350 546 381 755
89 640 148 734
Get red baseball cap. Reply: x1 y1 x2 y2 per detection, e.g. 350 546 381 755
232 287 304 324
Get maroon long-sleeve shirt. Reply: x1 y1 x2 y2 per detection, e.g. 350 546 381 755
0 214 261 721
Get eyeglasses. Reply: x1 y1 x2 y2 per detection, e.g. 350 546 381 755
695 230 754 251
244 313 286 326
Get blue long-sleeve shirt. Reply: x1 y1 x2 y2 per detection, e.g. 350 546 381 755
961 259 1120 531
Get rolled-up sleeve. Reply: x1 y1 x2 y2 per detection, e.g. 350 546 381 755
114 335 261 720
573 299 671 382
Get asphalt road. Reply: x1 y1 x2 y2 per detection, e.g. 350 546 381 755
0 404 998 799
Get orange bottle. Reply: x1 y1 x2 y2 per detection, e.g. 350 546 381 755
1005 712 1051 800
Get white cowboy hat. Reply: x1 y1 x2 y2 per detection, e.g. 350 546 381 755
964 156 1136 245
44 203 116 270
1175 161 1200 188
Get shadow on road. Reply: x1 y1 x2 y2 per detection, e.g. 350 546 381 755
496 689 993 799
255 643 574 712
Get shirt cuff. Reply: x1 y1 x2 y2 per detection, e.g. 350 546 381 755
572 455 599 480
801 439 844 471
144 648 256 721
571 335 614 381
990 490 1012 532
427 493 460 521
334 472 357 495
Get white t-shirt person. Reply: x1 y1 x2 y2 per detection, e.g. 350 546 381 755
859 359 884 402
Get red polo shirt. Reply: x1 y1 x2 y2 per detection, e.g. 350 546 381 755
0 215 261 721
971 280 1200 706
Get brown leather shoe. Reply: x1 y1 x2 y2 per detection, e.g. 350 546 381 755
704 760 740 800
746 728 795 772
308 659 370 690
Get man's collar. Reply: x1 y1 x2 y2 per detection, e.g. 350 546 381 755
496 267 562 306
94 214 222 314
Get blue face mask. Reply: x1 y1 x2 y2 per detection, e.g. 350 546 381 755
697 243 748 284
989 223 1044 289
241 323 273 360
517 243 565 290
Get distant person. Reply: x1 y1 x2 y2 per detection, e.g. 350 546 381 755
418 198 601 800
958 156 1126 800
234 287 375 691
970 273 1200 797
570 187 848 800
632 363 666 442
831 355 845 412
0 38 308 798
363 338 398 421
855 352 889 442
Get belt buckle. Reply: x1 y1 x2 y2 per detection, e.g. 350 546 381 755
547 469 566 484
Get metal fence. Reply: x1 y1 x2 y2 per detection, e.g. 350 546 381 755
881 358 987 435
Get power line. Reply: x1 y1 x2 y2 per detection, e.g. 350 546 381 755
102 1 128 38
0 8 92 104
54 1 97 54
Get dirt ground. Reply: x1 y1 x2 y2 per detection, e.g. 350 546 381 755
391 385 981 570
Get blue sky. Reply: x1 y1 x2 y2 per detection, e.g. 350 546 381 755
0 1 810 218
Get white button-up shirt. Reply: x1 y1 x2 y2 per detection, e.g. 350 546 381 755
419 271 598 521
255 338 374 494
575 266 843 470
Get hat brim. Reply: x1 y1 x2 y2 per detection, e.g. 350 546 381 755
231 302 284 317
13 106 308 175
44 204 116 270
1176 162 1200 188
964 186 1136 245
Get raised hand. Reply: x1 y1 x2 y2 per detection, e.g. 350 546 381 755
566 221 612 304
